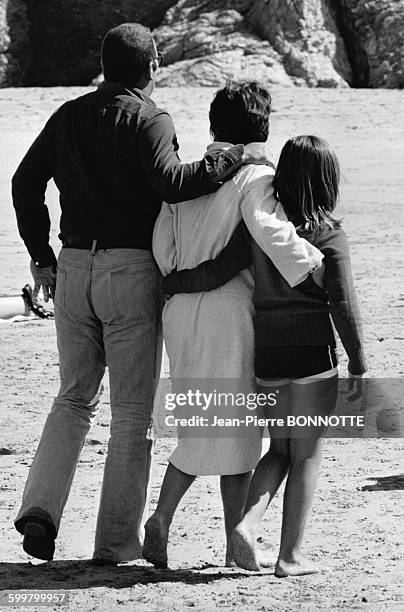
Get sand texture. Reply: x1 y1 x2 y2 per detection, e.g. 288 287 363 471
0 86 403 611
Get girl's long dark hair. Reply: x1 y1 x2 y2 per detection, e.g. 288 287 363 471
273 135 341 234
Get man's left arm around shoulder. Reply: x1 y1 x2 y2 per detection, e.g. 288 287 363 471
136 112 271 204
12 123 57 301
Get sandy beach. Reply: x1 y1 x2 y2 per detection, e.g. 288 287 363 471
0 86 403 611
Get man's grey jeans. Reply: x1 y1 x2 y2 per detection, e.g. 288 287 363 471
15 247 163 562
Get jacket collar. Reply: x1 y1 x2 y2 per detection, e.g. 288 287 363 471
206 141 234 154
97 81 153 104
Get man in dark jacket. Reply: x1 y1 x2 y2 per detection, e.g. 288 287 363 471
12 23 267 564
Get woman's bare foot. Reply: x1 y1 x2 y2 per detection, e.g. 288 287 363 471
256 550 277 568
142 514 169 569
230 526 260 571
275 554 322 577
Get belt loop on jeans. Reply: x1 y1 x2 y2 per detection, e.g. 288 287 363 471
90 240 98 255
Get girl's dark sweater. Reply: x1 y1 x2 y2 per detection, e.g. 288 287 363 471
162 221 367 375
252 223 367 374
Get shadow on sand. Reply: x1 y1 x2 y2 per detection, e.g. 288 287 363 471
0 560 267 591
361 474 404 491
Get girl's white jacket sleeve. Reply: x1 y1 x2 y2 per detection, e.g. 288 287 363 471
240 167 324 287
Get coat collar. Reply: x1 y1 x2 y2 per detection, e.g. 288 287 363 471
97 81 153 104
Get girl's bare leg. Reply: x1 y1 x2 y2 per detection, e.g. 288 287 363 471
231 382 291 570
275 437 324 577
275 375 337 577
143 462 195 568
231 439 290 569
220 472 251 566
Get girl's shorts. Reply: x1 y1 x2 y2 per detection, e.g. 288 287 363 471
255 345 338 380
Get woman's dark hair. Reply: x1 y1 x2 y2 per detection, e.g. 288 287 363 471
101 23 155 85
209 81 271 145
273 135 341 232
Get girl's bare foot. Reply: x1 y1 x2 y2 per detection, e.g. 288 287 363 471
226 535 275 569
225 557 236 567
230 526 260 571
225 542 235 567
142 514 169 569
226 551 274 568
275 554 323 577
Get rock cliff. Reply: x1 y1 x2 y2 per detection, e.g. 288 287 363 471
154 0 351 87
0 0 403 88
332 0 404 88
154 2 294 87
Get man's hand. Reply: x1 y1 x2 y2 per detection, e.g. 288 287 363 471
243 143 275 169
348 372 364 401
30 259 57 302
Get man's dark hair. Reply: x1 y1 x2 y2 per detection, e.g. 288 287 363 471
101 23 155 85
209 81 271 145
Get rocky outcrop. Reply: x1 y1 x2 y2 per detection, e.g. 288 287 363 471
154 0 351 87
331 0 404 88
0 0 403 87
154 3 294 87
246 0 352 87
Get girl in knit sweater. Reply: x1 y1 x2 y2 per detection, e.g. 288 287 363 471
231 135 367 575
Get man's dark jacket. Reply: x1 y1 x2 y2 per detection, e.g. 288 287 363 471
12 83 243 267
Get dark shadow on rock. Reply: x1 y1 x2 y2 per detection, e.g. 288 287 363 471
0 560 264 590
2 0 33 86
2 0 180 86
22 0 179 86
361 474 404 491
326 0 369 87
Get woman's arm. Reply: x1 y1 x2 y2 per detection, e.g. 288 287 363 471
162 221 252 295
322 229 367 375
